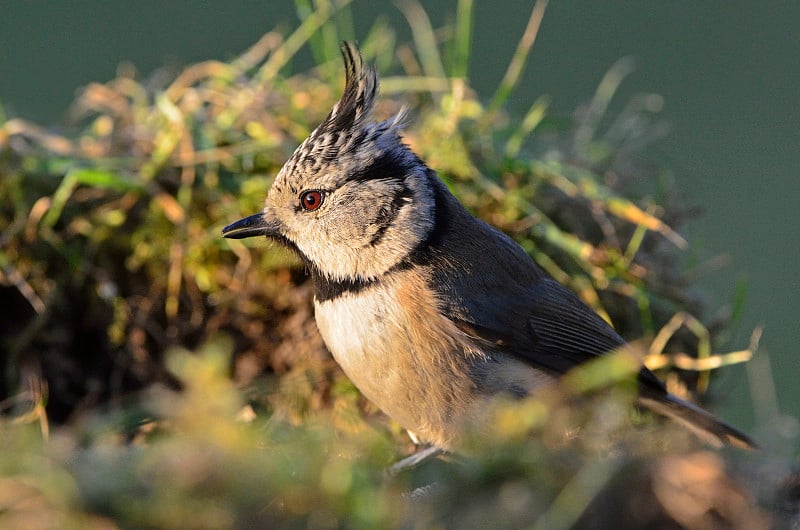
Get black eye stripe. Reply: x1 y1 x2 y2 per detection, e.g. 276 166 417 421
368 183 413 246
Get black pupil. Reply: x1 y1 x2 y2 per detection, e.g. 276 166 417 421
303 192 320 208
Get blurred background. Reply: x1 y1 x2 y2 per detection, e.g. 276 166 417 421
1 0 797 436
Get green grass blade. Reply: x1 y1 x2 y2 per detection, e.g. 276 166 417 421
483 0 548 124
258 0 354 82
42 169 143 227
505 94 550 158
396 0 446 80
448 0 474 79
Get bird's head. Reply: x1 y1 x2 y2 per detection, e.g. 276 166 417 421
223 42 435 284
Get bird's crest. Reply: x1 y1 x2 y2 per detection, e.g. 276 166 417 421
273 42 411 191
316 42 379 138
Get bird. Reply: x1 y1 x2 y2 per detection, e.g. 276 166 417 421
222 42 756 451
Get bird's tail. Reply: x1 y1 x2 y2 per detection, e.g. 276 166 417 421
638 392 758 450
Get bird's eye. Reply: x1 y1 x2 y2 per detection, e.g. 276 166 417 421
300 190 324 211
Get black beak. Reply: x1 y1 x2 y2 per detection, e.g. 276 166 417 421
221 213 280 239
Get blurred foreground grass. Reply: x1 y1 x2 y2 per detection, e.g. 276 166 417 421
0 1 791 528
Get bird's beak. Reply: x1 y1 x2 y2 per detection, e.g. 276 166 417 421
221 211 281 239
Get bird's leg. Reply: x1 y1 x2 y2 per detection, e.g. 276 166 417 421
387 444 443 477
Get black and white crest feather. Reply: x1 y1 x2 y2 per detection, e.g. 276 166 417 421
274 42 413 193
318 42 378 137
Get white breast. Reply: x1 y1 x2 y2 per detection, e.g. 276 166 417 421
314 285 396 381
313 270 481 448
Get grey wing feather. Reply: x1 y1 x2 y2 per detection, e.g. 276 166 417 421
443 275 758 448
522 279 667 392
445 273 666 393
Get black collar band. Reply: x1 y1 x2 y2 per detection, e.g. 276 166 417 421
313 169 447 303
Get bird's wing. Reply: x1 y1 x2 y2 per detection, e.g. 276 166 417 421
522 279 628 368
442 273 761 448
420 185 666 392
444 276 667 393
419 188 751 446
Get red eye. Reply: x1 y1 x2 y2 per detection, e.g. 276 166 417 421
300 190 324 211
